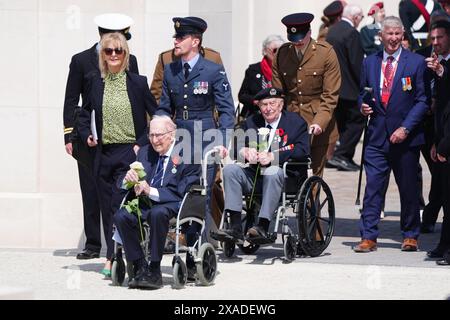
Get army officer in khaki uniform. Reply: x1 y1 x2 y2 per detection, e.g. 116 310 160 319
272 13 341 177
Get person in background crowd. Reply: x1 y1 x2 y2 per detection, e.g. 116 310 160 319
399 0 441 51
237 34 285 119
326 4 365 172
63 13 139 263
438 0 450 17
78 32 156 276
361 2 386 56
318 1 346 42
424 21 450 259
272 13 341 178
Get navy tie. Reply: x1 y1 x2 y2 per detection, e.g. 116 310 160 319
151 155 167 187
183 62 190 79
266 124 272 143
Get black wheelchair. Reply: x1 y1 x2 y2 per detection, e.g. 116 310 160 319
218 160 335 261
110 150 218 289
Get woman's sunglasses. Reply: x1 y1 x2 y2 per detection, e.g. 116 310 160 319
104 48 124 55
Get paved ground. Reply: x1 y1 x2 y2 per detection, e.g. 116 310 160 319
1 143 449 300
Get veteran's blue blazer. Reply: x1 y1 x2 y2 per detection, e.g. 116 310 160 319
358 49 430 148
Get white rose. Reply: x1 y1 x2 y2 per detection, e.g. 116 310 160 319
258 127 271 138
130 161 144 171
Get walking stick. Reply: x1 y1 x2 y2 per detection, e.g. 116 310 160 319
355 87 373 207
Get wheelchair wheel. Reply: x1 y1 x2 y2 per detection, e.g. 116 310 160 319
172 256 187 289
295 176 335 257
283 235 297 261
111 256 126 286
197 243 217 286
222 240 235 258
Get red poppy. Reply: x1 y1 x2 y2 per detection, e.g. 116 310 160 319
171 155 181 166
276 128 285 136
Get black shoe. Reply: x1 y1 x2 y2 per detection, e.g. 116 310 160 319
247 225 267 237
187 265 197 282
136 270 163 289
427 246 448 259
325 159 339 168
128 264 147 289
420 223 435 234
333 157 359 171
436 259 450 266
325 158 341 169
348 159 361 170
76 249 100 260
211 228 244 243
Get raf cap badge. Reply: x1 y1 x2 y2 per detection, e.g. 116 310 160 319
175 21 180 28
270 88 277 96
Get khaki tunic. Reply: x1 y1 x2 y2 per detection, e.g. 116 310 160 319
272 39 341 147
150 47 222 104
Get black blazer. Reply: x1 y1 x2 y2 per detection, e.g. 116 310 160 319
63 43 139 144
78 71 157 174
326 20 364 101
234 110 310 166
238 62 264 117
436 64 450 157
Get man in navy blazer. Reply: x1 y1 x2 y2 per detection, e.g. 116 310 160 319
354 16 430 253
213 88 310 242
114 116 201 289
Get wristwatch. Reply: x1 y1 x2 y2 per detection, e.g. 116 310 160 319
400 127 410 135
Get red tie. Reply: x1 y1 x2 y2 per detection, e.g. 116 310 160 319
381 56 394 108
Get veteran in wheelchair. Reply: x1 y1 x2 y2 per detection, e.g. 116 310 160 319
212 87 335 260
113 115 201 289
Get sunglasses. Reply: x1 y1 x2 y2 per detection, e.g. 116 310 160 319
103 48 124 55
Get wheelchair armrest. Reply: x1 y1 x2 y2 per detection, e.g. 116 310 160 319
282 158 311 177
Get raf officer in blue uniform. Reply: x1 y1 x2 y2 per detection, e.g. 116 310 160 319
156 16 235 244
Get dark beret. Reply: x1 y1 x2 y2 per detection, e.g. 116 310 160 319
254 88 285 101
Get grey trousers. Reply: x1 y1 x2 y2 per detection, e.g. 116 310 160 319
223 164 284 221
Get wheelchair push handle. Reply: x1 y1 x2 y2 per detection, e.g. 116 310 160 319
201 146 221 189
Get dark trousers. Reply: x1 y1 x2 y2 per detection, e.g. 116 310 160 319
334 98 365 161
360 141 421 240
114 205 176 263
422 161 444 226
97 143 136 259
438 164 450 249
77 162 102 253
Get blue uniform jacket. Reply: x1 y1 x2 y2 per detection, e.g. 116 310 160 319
157 55 235 147
358 49 430 148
